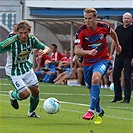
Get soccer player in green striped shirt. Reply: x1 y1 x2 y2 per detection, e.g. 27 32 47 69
0 20 51 118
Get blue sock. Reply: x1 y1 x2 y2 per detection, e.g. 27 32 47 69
95 96 102 113
90 84 100 111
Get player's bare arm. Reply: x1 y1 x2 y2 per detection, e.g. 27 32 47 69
42 45 51 55
33 46 51 56
110 28 122 54
74 45 98 56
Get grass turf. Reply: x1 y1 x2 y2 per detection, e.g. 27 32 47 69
0 79 132 133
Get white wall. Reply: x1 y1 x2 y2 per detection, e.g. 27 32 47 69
34 23 64 53
26 0 133 8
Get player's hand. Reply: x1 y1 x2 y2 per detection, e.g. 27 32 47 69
88 49 98 56
110 55 114 60
115 44 122 55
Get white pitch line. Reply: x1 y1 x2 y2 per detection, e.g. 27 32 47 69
0 94 132 110
0 90 133 99
0 83 133 98
0 98 132 121
0 93 133 110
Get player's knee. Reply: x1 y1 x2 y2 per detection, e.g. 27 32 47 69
35 88 40 96
31 86 40 97
20 89 30 99
92 77 100 84
92 72 101 84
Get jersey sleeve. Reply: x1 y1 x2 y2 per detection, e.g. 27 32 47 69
0 37 12 53
74 25 86 46
31 35 46 50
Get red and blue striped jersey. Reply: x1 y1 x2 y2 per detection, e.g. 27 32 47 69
75 22 111 66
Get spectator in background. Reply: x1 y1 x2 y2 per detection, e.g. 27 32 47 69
8 23 18 38
42 43 63 83
110 12 132 103
53 48 71 84
34 49 51 81
74 8 121 124
55 48 70 74
70 55 84 86
44 43 63 70
131 22 133 89
100 74 109 89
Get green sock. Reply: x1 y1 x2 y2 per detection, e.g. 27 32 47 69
11 91 22 100
29 95 39 113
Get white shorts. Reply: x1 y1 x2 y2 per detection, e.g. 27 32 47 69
11 69 38 93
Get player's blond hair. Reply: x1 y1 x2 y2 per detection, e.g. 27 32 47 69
84 8 97 17
17 20 31 32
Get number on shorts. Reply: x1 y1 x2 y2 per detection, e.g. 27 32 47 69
15 81 20 87
101 64 106 71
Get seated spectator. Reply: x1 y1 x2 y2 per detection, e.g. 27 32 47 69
34 49 51 81
42 43 63 83
55 48 71 74
100 74 109 89
53 48 71 84
54 52 84 86
66 55 84 86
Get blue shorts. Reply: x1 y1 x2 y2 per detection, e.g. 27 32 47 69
83 60 110 89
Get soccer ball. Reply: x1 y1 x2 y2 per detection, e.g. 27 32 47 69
109 83 114 91
43 97 60 114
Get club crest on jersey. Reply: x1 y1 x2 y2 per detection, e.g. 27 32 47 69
18 51 29 59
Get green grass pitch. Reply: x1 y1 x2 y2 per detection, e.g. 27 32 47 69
0 79 132 133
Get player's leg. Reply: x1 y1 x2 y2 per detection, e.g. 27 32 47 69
28 85 40 118
9 77 30 109
90 72 102 114
82 66 95 120
82 65 104 120
94 60 110 124
94 96 104 124
25 69 40 118
82 60 110 121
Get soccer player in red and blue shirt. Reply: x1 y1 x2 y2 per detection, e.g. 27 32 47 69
74 8 122 124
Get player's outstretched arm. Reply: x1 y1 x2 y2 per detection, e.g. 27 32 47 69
0 38 11 53
110 28 122 54
74 45 97 56
42 45 51 55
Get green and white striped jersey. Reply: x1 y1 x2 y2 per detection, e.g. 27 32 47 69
0 34 46 76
